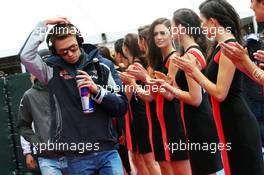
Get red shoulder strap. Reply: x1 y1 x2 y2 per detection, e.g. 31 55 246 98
165 57 170 69
215 42 236 63
187 50 207 70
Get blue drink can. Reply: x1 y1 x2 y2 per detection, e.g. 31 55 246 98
79 87 94 113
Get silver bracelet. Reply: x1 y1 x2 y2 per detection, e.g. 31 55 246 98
199 79 206 88
173 88 180 99
252 68 264 80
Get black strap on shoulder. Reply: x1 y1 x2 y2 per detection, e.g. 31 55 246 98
164 50 177 61
163 50 177 67
224 38 237 43
185 45 202 53
215 38 237 52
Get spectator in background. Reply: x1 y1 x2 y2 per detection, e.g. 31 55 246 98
17 49 68 175
114 38 128 71
98 46 116 63
98 46 120 68
242 20 264 147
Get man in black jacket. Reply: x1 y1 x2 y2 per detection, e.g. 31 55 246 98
20 17 128 175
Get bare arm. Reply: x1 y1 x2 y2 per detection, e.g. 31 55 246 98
221 42 264 85
161 55 202 106
174 51 235 102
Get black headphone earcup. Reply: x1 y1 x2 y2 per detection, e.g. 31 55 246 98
46 23 84 55
76 33 84 47
46 32 57 55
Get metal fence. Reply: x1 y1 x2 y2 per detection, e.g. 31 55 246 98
0 73 35 175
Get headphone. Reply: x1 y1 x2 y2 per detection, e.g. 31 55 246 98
46 23 84 55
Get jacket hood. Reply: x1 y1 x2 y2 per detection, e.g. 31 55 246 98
33 80 48 91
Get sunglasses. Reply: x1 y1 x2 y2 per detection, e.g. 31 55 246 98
57 44 79 56
153 30 170 37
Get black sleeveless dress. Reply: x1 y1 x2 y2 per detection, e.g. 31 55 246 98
146 100 166 161
125 59 152 154
153 51 188 161
175 46 223 174
206 39 264 175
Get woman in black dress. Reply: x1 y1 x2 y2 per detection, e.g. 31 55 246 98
157 8 223 175
119 33 161 175
173 1 264 175
220 0 264 86
129 18 191 175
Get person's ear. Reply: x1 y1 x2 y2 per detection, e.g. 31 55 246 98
210 18 218 27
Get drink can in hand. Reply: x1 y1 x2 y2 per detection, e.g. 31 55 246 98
79 87 94 113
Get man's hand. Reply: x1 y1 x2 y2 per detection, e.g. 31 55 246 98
44 17 70 26
76 70 99 94
26 154 37 170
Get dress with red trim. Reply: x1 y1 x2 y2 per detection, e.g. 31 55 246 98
154 51 188 161
205 39 264 175
175 45 222 174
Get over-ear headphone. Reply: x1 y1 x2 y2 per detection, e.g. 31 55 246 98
46 23 84 55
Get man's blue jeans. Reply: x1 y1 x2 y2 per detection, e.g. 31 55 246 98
38 156 68 175
67 150 123 175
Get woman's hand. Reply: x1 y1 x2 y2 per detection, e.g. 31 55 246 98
149 79 175 101
126 64 150 82
154 71 167 80
171 54 198 79
220 42 250 71
254 50 264 62
119 72 136 85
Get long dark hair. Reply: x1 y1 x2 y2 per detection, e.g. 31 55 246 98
138 25 150 41
199 0 242 44
123 33 147 66
173 8 208 55
148 18 171 70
